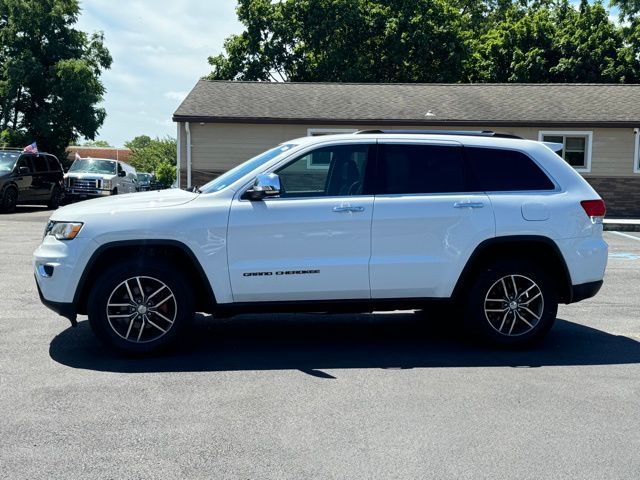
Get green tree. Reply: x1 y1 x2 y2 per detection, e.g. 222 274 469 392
82 140 112 147
0 0 111 160
207 0 469 82
124 134 152 151
125 136 176 187
465 0 638 82
154 161 177 189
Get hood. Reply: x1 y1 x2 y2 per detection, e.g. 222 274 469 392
52 188 198 219
64 172 115 180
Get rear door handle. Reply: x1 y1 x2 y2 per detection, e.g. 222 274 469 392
332 206 365 213
454 201 484 209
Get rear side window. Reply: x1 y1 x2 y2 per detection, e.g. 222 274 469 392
465 147 555 191
32 155 48 172
378 144 465 194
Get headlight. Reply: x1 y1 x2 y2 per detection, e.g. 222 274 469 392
103 179 112 190
45 221 83 240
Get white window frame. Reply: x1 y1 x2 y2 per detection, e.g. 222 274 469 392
305 128 358 169
634 128 640 174
538 130 593 173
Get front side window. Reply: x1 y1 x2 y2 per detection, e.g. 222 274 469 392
276 144 371 197
377 143 465 194
539 131 592 171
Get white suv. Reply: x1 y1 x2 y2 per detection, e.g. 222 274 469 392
34 131 608 353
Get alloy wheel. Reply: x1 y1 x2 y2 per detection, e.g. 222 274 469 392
483 274 544 337
106 276 177 343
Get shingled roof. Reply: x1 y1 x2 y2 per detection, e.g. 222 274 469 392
173 80 640 127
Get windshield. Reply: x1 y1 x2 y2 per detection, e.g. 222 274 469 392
137 173 151 181
0 152 20 173
199 144 297 193
69 158 117 175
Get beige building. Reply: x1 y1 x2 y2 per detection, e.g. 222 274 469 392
173 81 640 217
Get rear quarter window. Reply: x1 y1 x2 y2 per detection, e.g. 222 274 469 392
465 147 555 192
45 156 62 172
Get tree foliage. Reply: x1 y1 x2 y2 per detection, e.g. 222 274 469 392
466 0 638 82
208 0 469 82
208 0 639 83
0 0 111 160
125 135 176 188
83 140 112 147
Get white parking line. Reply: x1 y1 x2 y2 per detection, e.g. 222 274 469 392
610 231 640 242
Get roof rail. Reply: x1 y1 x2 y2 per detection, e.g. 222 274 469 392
354 129 523 139
0 147 23 152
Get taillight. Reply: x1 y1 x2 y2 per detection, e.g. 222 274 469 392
581 199 606 219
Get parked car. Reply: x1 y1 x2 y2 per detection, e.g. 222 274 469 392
35 131 608 353
64 157 137 202
136 172 155 192
0 149 63 212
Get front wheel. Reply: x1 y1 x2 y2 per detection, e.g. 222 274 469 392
465 260 557 347
88 260 194 353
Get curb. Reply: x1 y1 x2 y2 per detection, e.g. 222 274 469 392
604 222 640 232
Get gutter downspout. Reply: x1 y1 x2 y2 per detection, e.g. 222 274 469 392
176 122 182 189
185 122 192 189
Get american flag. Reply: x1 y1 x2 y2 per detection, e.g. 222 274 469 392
23 142 38 154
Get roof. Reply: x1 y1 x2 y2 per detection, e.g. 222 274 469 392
66 146 131 162
173 80 640 127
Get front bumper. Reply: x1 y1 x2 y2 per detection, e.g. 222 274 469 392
34 236 94 323
35 275 77 326
64 188 112 199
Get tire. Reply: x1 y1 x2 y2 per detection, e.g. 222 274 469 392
47 186 62 209
0 186 18 213
112 188 118 195
88 260 194 354
464 259 557 347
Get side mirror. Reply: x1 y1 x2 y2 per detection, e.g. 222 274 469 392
118 170 126 177
19 166 29 174
244 173 281 200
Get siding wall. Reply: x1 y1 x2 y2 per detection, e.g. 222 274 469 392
177 122 640 215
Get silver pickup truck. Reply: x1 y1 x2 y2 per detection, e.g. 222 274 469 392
64 157 137 201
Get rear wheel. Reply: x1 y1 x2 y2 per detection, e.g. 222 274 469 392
88 260 194 353
0 186 18 213
47 186 62 209
465 260 557 347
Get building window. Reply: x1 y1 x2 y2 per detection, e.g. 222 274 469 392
634 128 640 174
306 128 358 168
538 131 593 173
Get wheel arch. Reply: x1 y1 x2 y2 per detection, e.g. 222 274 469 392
74 240 216 314
452 235 573 304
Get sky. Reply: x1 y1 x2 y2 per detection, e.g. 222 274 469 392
77 1 243 147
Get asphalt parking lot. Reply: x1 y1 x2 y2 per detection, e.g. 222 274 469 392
1 207 639 479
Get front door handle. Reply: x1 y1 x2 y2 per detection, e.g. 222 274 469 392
332 206 365 213
454 201 485 209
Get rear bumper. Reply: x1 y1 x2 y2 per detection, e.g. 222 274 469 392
569 280 603 304
35 275 77 326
